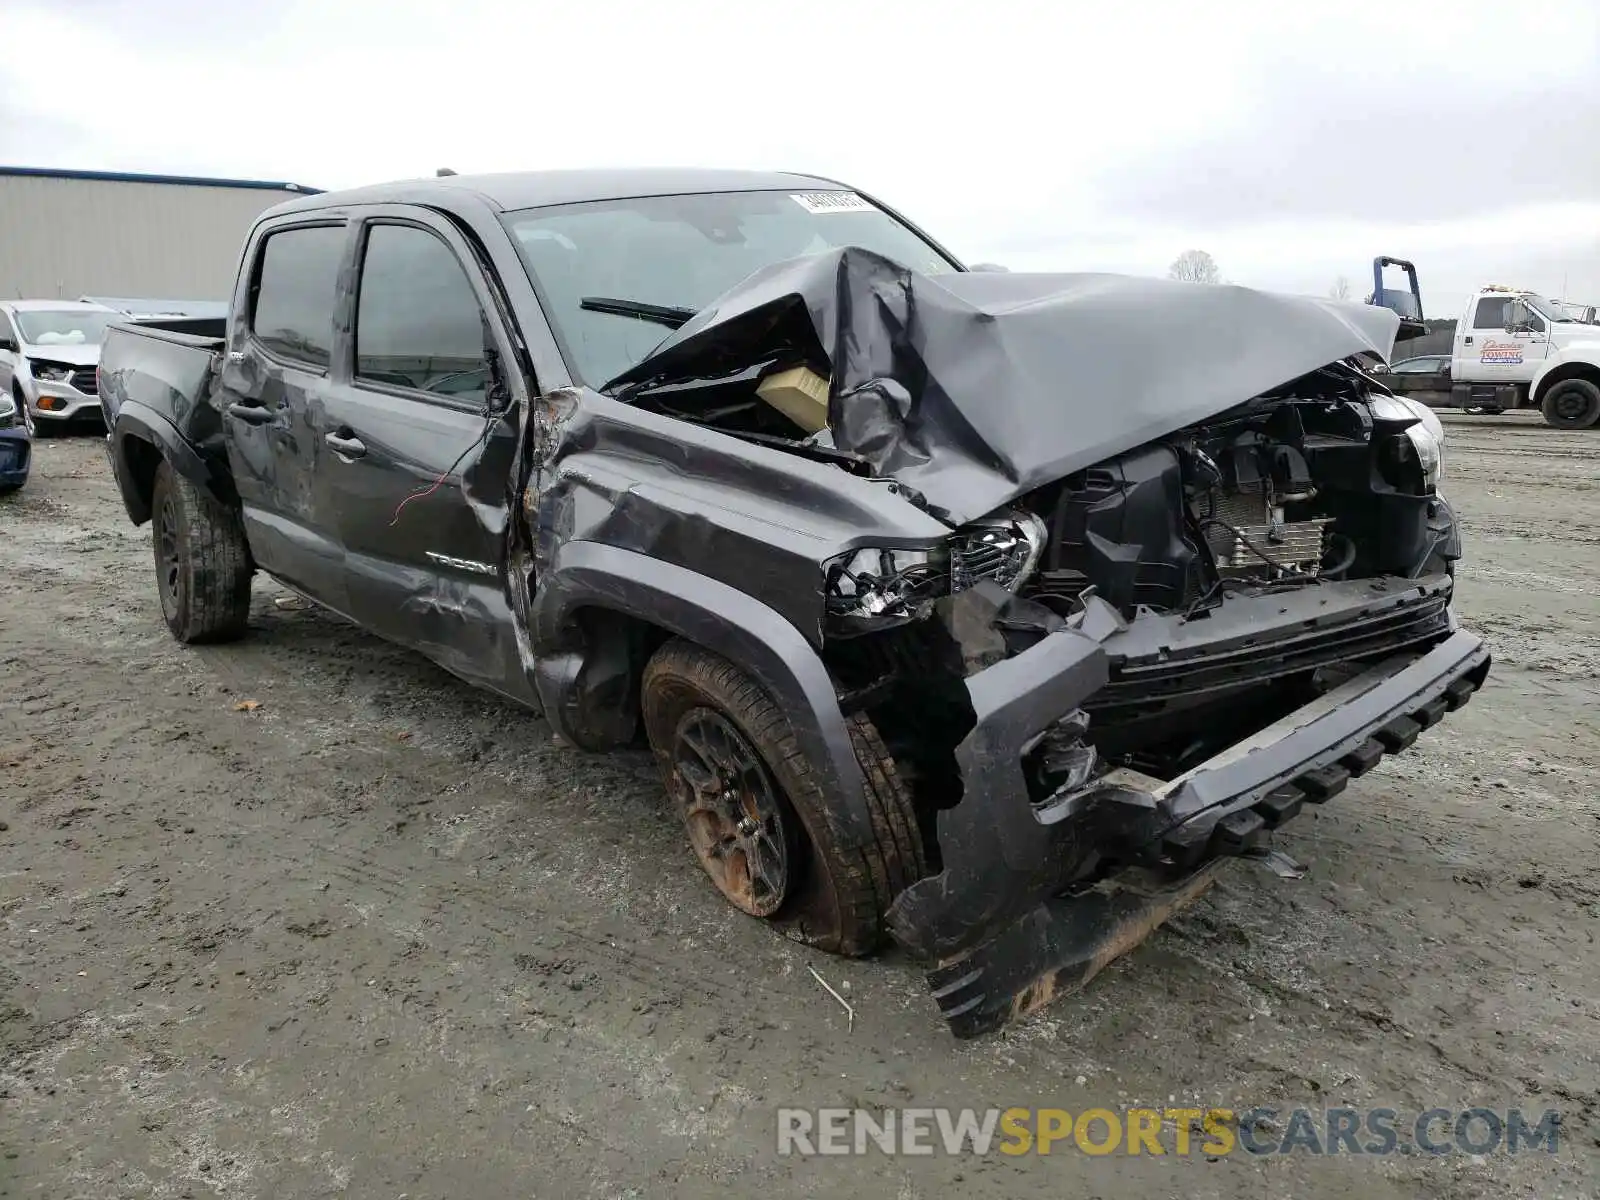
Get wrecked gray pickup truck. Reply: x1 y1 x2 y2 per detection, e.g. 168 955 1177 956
98 169 1489 1037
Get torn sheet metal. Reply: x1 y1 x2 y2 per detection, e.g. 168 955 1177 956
606 248 1402 525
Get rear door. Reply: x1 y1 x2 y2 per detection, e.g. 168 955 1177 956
217 219 353 610
318 208 525 695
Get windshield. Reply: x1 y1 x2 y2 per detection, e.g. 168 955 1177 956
15 309 120 346
1523 295 1574 323
503 190 959 387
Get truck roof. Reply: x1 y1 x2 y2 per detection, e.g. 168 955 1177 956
261 168 850 219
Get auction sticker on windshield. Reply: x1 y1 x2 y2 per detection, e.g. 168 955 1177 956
791 192 874 214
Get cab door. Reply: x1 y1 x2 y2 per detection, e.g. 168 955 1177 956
1506 306 1552 370
317 209 529 699
217 220 354 611
1461 295 1543 383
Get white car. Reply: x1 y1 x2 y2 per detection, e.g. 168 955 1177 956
0 300 123 432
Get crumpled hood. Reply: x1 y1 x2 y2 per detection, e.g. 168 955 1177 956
607 248 1400 525
22 342 101 368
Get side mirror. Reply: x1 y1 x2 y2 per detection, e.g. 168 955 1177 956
0 337 16 353
1505 299 1532 330
969 262 1010 273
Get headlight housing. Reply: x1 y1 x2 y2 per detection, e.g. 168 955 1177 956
824 545 947 635
822 511 1047 635
1371 394 1444 489
28 359 74 383
0 392 15 428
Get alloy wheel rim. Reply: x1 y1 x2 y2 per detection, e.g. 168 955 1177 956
669 707 793 916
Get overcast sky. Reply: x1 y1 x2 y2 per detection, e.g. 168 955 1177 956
4 0 1598 308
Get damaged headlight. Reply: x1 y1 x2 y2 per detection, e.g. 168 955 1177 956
949 511 1048 593
28 360 73 384
823 511 1047 635
824 545 947 635
1371 394 1445 489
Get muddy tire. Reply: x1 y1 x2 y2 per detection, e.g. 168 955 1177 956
151 461 252 644
1540 379 1600 430
641 638 926 956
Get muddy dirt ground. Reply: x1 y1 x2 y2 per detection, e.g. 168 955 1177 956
2 414 1597 1198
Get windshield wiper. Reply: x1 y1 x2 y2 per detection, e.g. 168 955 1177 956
579 296 697 329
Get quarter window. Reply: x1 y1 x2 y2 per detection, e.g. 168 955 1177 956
355 225 488 403
251 225 345 367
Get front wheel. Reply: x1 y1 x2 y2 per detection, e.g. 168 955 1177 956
1540 379 1600 430
151 461 253 643
13 386 36 437
641 638 926 956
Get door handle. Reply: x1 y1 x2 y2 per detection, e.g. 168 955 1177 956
324 431 366 458
226 401 274 425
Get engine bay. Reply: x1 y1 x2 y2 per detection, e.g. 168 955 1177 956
634 359 1452 629
1011 362 1449 620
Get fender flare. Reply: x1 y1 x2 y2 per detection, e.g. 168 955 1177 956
530 541 876 849
109 401 232 524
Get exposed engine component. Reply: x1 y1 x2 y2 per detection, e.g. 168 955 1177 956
1197 480 1332 577
1030 444 1199 615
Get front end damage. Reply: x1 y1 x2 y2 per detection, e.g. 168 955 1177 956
542 249 1490 1036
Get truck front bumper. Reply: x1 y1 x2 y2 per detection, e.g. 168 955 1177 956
885 598 1490 1038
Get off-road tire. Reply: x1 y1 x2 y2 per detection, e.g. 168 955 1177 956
1540 379 1600 430
641 638 927 956
151 461 252 644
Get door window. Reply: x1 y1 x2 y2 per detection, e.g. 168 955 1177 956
355 225 488 403
1472 297 1510 330
250 225 345 367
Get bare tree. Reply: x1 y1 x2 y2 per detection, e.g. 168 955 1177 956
1329 275 1352 301
1168 249 1221 284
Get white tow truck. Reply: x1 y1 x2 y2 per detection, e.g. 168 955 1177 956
1449 284 1600 429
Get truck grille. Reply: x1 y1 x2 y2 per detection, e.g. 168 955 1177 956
1089 594 1453 715
70 368 97 395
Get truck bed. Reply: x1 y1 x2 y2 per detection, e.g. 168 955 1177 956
99 320 225 430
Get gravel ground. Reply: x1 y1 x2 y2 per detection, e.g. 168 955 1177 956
2 413 1597 1198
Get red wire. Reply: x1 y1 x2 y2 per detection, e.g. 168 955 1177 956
388 471 451 527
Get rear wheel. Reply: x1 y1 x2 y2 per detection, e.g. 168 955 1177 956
641 638 926 955
151 461 253 643
1540 379 1600 430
